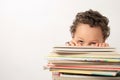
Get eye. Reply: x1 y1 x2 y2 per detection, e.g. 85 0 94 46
90 42 96 45
77 40 84 44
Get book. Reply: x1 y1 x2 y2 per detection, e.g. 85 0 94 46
52 72 120 80
53 46 115 53
48 52 120 58
47 51 120 63
50 69 119 77
48 57 120 63
47 64 120 71
48 60 120 64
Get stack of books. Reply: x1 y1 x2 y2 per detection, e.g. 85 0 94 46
45 46 120 80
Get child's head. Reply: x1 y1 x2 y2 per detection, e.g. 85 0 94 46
70 9 110 46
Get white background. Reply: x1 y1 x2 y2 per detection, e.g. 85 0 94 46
0 0 120 80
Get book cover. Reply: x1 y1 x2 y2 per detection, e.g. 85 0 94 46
53 46 115 52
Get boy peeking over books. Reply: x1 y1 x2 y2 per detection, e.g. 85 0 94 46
66 9 110 47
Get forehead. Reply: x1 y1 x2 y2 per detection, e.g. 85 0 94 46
74 24 104 42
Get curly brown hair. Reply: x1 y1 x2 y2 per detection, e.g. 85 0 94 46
70 9 110 40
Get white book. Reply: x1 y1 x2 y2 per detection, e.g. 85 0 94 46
53 46 115 53
52 72 120 80
60 73 120 80
47 57 120 62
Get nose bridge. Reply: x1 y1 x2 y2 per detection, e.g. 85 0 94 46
83 42 89 46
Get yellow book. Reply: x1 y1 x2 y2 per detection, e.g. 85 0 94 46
49 52 120 58
50 69 118 77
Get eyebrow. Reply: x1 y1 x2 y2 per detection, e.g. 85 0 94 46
78 37 84 40
78 37 99 42
90 40 99 42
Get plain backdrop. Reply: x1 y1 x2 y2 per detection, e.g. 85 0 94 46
0 0 120 80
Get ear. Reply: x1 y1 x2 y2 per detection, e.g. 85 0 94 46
103 38 106 42
71 33 74 38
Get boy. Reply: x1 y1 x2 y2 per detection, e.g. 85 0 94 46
66 9 110 47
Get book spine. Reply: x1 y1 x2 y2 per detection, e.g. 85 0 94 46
52 72 61 80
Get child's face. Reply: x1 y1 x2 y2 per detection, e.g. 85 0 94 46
72 23 104 46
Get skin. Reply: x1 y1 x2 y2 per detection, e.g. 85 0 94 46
66 23 109 47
